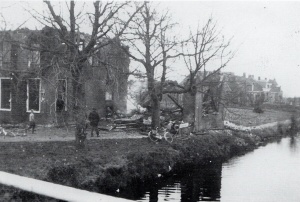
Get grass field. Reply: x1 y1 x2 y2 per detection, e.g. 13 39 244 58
224 107 294 126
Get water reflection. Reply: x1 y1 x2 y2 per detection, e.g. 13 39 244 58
221 136 300 202
134 163 222 202
289 132 300 152
121 136 300 202
180 165 221 201
276 137 282 144
289 136 298 152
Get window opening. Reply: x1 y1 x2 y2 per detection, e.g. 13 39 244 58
105 91 112 101
0 42 3 68
27 79 40 112
28 44 40 68
0 41 11 68
56 79 67 112
0 78 11 110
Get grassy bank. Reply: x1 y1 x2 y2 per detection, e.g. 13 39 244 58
0 115 298 201
225 107 294 126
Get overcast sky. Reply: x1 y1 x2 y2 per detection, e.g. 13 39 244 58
164 1 300 98
1 1 300 97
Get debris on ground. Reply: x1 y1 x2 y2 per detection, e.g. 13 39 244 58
0 126 27 137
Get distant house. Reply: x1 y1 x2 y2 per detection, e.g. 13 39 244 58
285 97 300 106
0 28 129 124
223 73 283 106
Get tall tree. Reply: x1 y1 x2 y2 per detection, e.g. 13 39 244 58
163 18 234 131
121 2 180 129
26 1 141 117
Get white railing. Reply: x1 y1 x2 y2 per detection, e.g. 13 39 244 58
0 171 134 202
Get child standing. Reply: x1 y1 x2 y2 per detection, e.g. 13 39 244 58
26 109 36 134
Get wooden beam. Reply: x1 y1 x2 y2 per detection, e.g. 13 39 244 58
167 94 183 111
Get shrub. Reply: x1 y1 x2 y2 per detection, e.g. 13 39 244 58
46 165 79 187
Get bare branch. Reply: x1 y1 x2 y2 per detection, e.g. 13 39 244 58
44 1 68 36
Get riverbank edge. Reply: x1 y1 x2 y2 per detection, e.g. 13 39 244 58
3 117 299 201
94 118 298 199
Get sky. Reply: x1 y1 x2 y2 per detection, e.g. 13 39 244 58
1 1 300 97
163 1 300 98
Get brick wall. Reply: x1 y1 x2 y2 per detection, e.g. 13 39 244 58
84 65 107 117
0 29 130 124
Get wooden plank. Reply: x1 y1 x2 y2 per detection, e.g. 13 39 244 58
0 171 134 202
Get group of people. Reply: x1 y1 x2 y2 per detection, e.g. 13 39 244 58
25 108 101 137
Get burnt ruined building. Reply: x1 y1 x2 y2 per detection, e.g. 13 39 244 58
0 28 129 124
182 71 225 130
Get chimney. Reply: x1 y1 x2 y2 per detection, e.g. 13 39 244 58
243 73 246 78
258 76 260 80
265 78 267 81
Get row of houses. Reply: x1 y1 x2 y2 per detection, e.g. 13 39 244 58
132 71 284 114
0 27 129 124
223 72 283 106
157 72 283 111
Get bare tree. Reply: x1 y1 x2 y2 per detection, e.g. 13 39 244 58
163 18 233 93
120 2 180 129
24 1 141 120
162 18 234 131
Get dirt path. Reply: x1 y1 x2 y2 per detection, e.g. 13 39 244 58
1 117 294 142
0 127 145 142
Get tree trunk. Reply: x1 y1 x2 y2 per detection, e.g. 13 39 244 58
151 94 161 129
148 74 161 129
71 71 86 121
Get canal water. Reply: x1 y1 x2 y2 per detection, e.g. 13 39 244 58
124 135 300 202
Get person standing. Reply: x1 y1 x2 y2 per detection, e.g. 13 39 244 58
88 108 100 137
75 117 88 149
26 109 36 134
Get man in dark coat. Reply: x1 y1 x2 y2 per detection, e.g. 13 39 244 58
88 108 100 137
